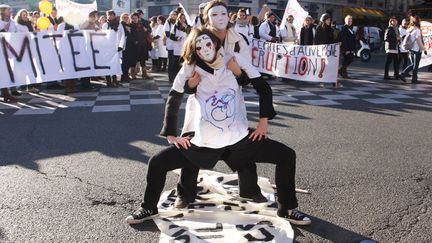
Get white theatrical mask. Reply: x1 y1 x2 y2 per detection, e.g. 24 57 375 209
196 34 216 62
208 5 229 31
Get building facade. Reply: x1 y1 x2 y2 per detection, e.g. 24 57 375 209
0 0 32 14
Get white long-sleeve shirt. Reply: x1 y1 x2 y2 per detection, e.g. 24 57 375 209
259 20 276 41
102 22 126 49
172 51 260 148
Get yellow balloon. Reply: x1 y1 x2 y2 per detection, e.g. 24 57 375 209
37 17 51 30
39 0 53 15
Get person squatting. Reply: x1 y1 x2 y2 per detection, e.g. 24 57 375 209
125 0 312 227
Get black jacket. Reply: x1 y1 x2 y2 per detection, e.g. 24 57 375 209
300 25 316 45
314 25 335 45
384 26 398 53
338 25 356 52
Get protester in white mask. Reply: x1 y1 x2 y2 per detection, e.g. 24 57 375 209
126 28 311 227
171 0 275 211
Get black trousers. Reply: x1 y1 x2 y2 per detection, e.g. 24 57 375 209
342 53 354 67
121 51 129 76
399 52 409 71
167 50 176 82
142 137 298 211
384 53 399 77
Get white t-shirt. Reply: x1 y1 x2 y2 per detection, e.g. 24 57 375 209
399 26 408 53
172 53 259 149
164 21 174 51
410 27 422 52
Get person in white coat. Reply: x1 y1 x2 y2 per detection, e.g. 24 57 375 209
234 8 253 45
156 15 168 71
164 10 178 82
259 12 279 43
169 13 190 82
279 14 297 45
193 2 207 28
0 4 22 102
102 10 125 87
150 16 160 72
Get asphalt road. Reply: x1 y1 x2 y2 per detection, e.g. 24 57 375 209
0 56 431 242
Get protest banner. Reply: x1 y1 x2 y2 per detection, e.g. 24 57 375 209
279 0 309 38
112 0 130 16
179 3 193 26
0 30 121 89
55 0 97 26
420 21 432 68
155 170 294 243
251 39 340 83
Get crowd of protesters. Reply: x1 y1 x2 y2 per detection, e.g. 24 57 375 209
0 2 428 103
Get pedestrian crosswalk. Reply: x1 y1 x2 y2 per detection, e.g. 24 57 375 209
0 74 431 116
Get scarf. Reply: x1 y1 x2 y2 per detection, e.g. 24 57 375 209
108 19 119 31
205 48 224 70
236 19 249 27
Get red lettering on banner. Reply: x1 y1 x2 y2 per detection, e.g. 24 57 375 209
251 47 259 67
319 58 326 78
284 55 290 74
265 52 274 71
298 57 308 76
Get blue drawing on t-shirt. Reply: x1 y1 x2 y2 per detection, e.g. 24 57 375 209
204 89 237 131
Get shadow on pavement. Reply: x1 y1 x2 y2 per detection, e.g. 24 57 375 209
129 220 160 232
293 215 374 243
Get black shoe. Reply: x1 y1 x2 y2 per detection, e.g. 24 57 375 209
384 76 392 80
406 73 412 77
399 75 406 82
125 207 158 224
277 209 312 226
239 193 268 203
174 197 190 209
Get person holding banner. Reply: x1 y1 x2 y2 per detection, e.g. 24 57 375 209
300 16 315 46
79 11 100 90
259 12 279 43
314 13 334 45
126 28 311 226
0 4 21 102
173 0 266 209
338 15 356 80
102 10 125 87
280 15 297 45
48 8 64 31
399 15 426 84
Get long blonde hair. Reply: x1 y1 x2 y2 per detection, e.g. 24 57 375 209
14 9 28 23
